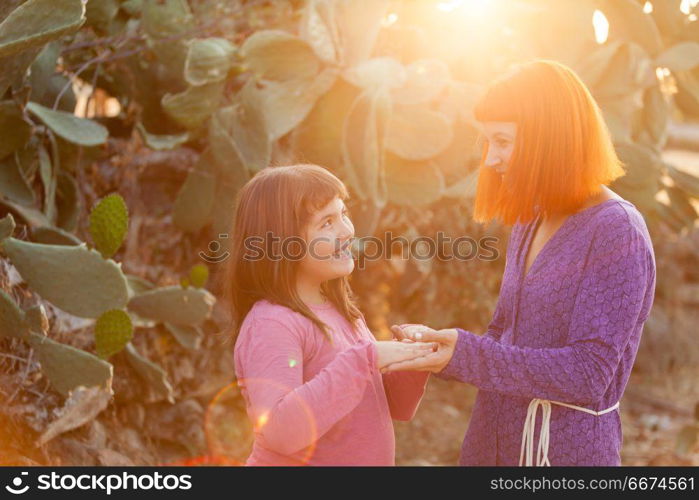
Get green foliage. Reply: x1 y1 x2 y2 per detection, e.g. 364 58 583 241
124 342 174 404
1 238 130 318
28 330 113 397
26 102 108 146
94 309 133 359
127 285 215 326
0 289 28 340
0 0 85 57
88 193 129 259
0 100 32 159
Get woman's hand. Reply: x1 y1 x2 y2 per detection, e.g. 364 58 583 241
375 339 436 370
382 325 459 373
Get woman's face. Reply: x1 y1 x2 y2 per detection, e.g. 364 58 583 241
482 121 517 176
297 196 355 285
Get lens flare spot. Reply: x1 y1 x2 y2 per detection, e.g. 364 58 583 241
256 412 269 429
288 358 298 368
592 10 609 45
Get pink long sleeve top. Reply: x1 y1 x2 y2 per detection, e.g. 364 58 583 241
233 299 430 465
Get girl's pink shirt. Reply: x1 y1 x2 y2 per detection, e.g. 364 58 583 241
233 299 430 465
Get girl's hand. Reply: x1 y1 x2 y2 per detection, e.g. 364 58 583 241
383 325 459 373
375 340 436 370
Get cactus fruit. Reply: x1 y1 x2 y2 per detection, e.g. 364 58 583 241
94 309 133 359
188 263 209 289
88 193 128 259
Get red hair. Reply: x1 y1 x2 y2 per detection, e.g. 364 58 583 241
219 164 362 344
472 60 626 226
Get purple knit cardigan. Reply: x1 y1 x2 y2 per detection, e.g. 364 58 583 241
436 199 656 465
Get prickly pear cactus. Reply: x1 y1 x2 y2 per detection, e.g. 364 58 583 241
94 309 133 359
188 263 209 289
88 193 129 259
127 285 215 326
1 238 130 318
29 331 113 397
0 289 28 340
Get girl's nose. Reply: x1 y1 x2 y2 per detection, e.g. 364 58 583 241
339 217 354 240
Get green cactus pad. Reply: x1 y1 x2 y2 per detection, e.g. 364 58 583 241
31 226 82 246
1 238 130 318
385 154 445 206
241 30 319 82
0 0 85 58
0 155 36 206
164 322 202 350
0 289 28 340
127 285 215 326
95 309 133 359
88 193 128 259
29 331 113 397
385 105 453 161
0 100 32 159
26 101 108 147
184 37 235 86
161 81 226 130
124 342 174 404
172 150 216 233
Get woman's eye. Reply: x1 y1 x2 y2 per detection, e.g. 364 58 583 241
321 219 331 228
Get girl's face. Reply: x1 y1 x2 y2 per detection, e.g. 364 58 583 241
298 196 355 285
482 121 517 176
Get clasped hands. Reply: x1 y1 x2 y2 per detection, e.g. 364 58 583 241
375 324 459 374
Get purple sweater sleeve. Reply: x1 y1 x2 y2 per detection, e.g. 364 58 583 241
438 216 652 406
237 317 378 456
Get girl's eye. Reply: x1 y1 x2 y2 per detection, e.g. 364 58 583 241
321 219 331 228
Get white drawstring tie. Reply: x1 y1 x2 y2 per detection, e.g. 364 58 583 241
519 398 620 466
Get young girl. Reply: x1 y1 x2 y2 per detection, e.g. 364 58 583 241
221 164 433 466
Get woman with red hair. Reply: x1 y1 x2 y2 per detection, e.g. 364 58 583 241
386 60 657 466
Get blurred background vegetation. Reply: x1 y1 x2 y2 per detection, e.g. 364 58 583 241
0 0 698 465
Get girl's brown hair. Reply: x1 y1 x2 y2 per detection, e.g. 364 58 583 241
472 59 626 226
219 164 362 344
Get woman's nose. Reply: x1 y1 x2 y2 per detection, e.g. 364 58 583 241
484 149 502 169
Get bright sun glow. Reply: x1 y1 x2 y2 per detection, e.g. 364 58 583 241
680 0 699 14
437 0 490 15
382 12 398 27
643 1 653 13
592 10 609 44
